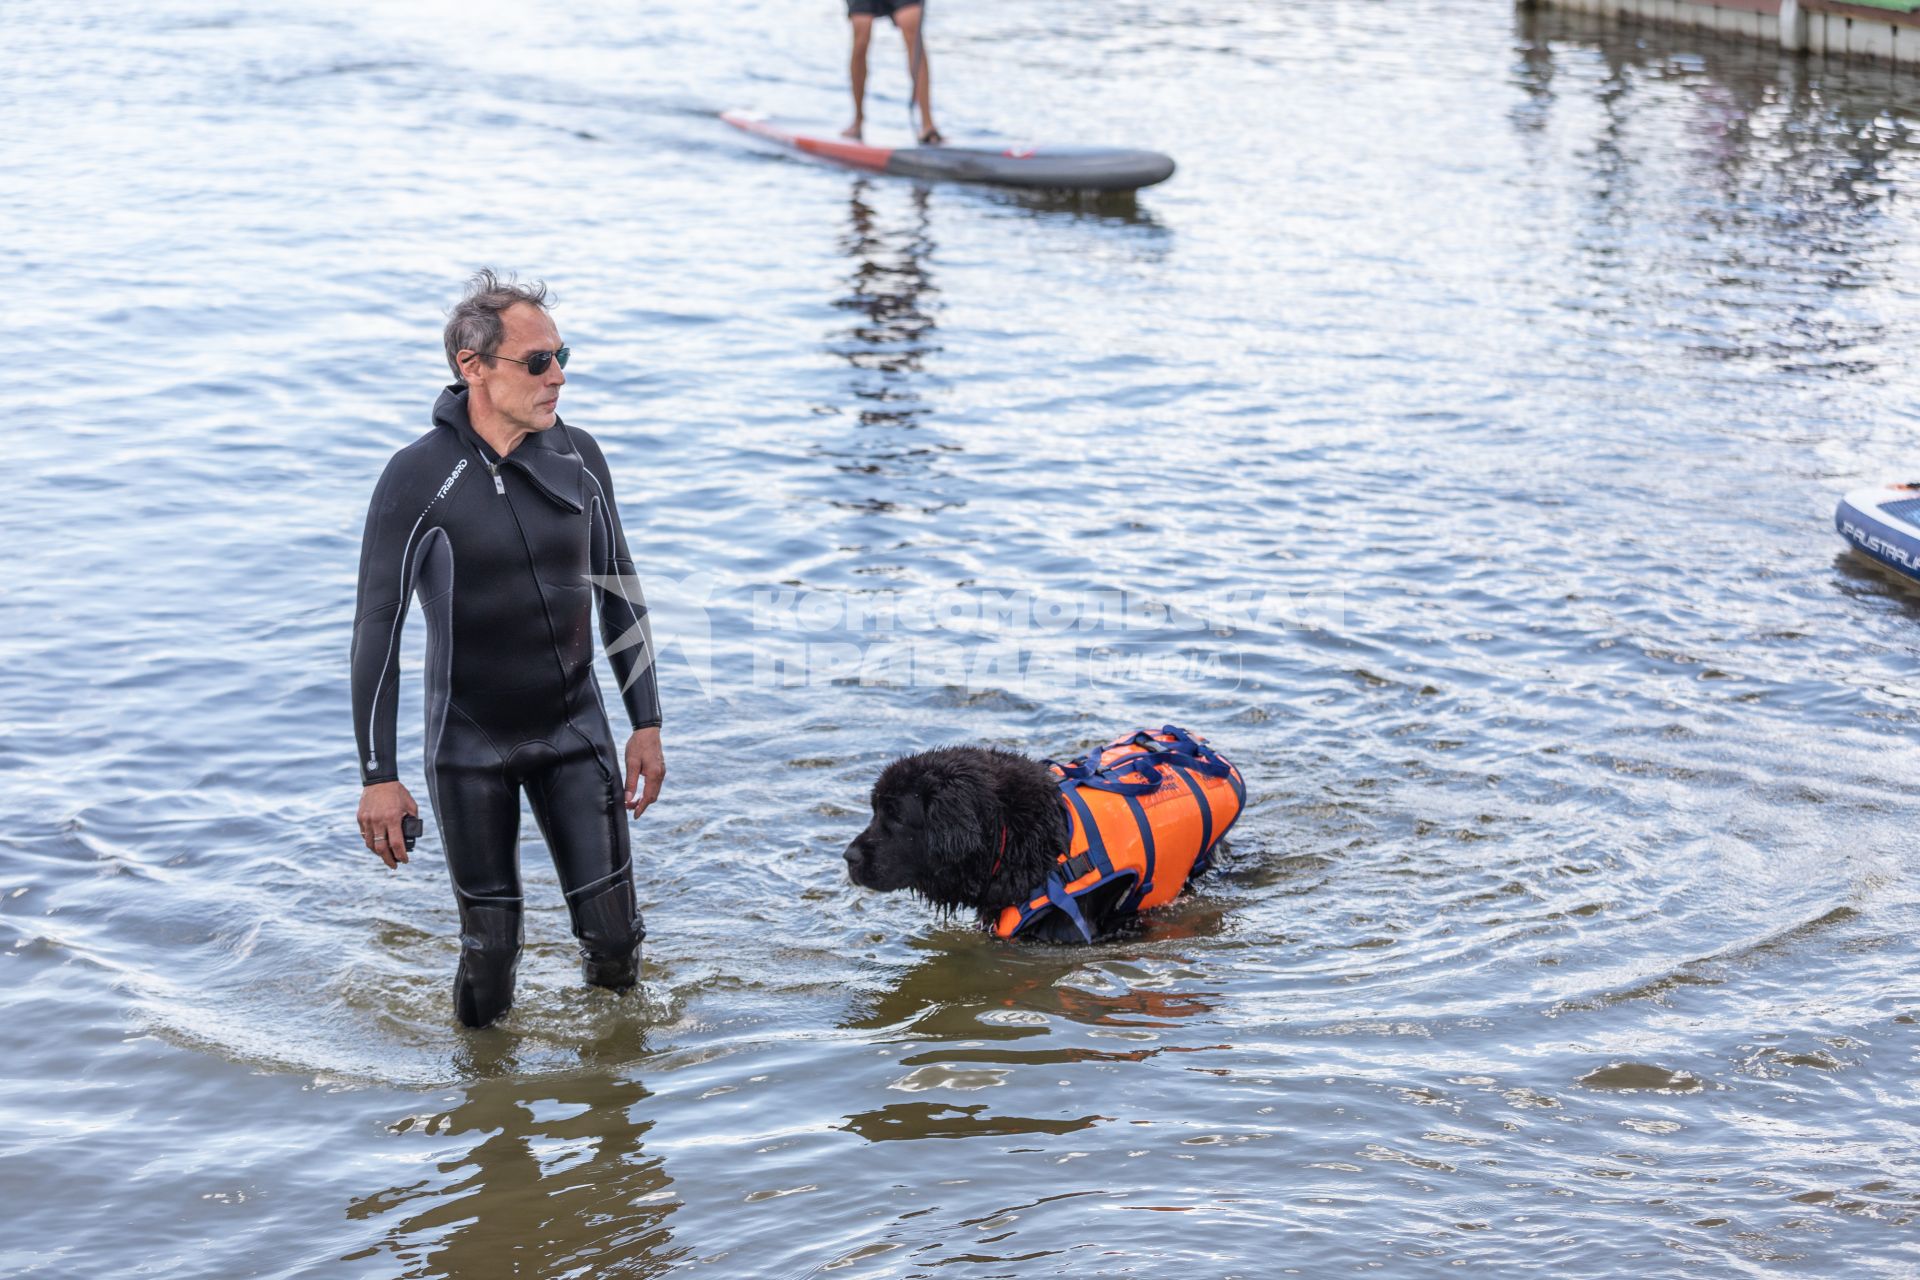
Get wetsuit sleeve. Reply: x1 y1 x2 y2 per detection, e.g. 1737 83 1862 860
578 432 664 731
350 453 424 785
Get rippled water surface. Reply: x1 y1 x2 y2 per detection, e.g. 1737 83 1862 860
5 0 1920 1274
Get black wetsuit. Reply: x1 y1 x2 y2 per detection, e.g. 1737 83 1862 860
351 385 660 1028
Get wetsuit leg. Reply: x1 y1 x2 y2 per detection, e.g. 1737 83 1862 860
525 725 645 991
429 711 525 1029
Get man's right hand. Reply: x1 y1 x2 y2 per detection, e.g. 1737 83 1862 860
358 781 419 869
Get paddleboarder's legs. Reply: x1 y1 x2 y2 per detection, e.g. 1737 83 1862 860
843 12 874 139
842 0 940 145
895 4 941 145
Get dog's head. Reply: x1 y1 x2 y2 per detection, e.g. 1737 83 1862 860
845 746 1065 912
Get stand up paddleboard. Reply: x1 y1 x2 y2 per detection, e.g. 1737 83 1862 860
1836 480 1920 584
722 111 1174 192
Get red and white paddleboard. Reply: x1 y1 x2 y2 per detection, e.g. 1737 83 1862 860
721 111 1175 192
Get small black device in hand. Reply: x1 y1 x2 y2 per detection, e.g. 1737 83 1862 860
401 814 422 853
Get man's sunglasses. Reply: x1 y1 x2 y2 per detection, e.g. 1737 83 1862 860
483 346 570 376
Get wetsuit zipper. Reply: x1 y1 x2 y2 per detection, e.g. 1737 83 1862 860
488 452 585 714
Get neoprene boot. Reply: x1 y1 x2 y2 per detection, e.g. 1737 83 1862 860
570 874 645 990
453 899 523 1028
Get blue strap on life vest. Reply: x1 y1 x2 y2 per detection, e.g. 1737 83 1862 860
1057 751 1171 796
1157 724 1244 874
1055 726 1233 800
1122 790 1156 905
1141 725 1236 777
1043 876 1096 943
1060 786 1117 879
1002 861 1111 942
1164 755 1214 864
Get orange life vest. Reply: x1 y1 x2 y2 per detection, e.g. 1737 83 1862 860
992 725 1245 942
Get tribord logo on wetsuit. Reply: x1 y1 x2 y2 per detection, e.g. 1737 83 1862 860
435 458 468 501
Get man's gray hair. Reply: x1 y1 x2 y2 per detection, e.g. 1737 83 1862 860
443 269 551 384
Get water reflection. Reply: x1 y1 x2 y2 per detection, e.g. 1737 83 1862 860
832 177 939 423
815 177 965 521
837 936 1219 1142
840 1100 1106 1142
1833 548 1920 610
1511 8 1918 375
844 936 1221 1037
973 184 1168 231
346 1064 681 1276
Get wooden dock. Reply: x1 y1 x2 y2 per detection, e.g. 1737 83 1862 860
1523 0 1920 64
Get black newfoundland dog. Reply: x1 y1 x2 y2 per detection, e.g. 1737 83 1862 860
844 743 1215 943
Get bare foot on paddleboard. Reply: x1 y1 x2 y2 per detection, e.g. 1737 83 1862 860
842 120 863 140
918 127 944 146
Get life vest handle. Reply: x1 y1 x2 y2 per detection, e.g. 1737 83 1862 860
1053 740 1235 792
1065 774 1162 797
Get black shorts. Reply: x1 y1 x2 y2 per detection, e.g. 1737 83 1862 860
848 0 921 21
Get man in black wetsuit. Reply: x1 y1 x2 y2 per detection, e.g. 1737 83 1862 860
351 271 664 1029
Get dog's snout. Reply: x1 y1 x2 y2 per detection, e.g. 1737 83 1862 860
844 835 871 883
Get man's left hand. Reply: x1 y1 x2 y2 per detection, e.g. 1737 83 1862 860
624 727 665 817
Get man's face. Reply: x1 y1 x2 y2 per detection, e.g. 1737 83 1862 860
464 302 566 432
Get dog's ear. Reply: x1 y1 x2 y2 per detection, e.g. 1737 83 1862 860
916 770 992 906
919 771 984 860
892 789 925 828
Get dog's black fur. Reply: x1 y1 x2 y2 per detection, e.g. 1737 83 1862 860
845 745 1145 941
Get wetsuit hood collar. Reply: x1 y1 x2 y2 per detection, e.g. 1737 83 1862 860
432 383 585 513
